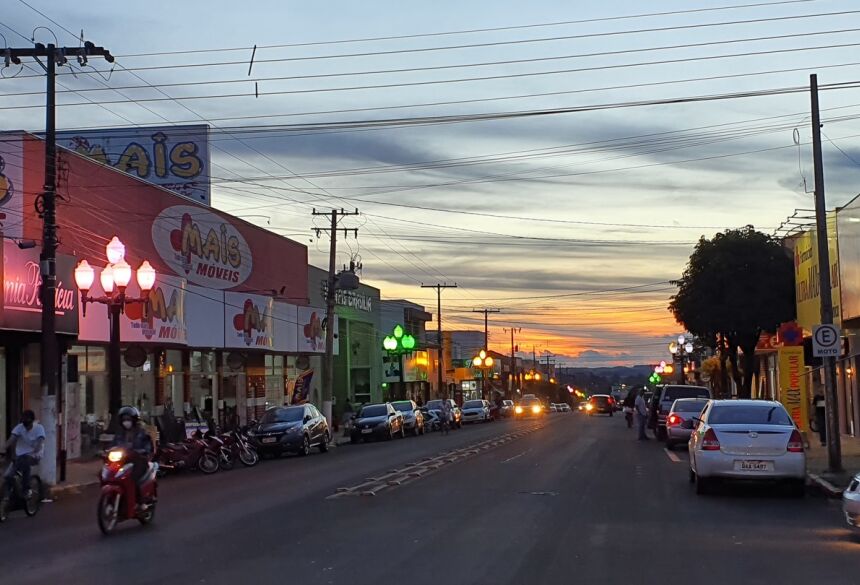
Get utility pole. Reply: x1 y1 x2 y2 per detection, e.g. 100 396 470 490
313 208 359 428
504 327 521 398
472 308 500 349
421 283 457 398
810 73 842 473
7 42 113 485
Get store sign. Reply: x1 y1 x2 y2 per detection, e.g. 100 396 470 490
0 134 24 239
777 346 809 432
226 292 273 348
152 205 253 289
297 305 338 354
122 277 188 344
57 125 210 205
320 280 373 312
794 222 840 331
2 242 78 334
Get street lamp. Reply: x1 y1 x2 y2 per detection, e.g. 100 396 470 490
472 349 494 399
669 335 695 383
382 324 416 399
74 237 156 416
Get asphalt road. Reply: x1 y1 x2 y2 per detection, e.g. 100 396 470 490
2 413 858 585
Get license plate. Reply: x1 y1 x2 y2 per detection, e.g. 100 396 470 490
261 437 277 444
735 460 773 472
361 428 373 434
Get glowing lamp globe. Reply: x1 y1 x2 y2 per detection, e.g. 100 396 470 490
393 324 404 339
684 342 694 354
401 334 416 350
74 260 95 292
106 236 125 265
112 259 132 289
383 336 398 351
472 356 482 367
136 260 156 292
485 356 494 367
100 264 115 294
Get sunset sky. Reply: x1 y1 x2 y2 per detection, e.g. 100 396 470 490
4 0 860 366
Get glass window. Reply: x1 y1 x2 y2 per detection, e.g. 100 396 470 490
260 406 303 424
359 404 387 417
463 400 484 409
709 405 793 425
672 400 709 413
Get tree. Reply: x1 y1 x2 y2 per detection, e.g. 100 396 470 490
669 226 795 398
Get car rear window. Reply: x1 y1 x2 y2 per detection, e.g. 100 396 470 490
392 402 414 412
709 405 793 426
359 405 387 417
591 396 609 405
672 400 709 413
463 400 484 408
663 387 710 402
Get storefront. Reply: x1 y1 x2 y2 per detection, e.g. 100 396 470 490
381 300 431 403
308 266 380 420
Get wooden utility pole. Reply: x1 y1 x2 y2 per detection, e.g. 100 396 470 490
421 283 457 398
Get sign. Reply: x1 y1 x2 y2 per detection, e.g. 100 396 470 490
57 125 210 205
777 346 809 432
290 369 314 404
2 241 78 334
794 221 840 331
319 279 373 312
756 321 804 351
297 306 338 354
225 292 273 348
813 323 841 357
0 133 24 238
152 205 253 290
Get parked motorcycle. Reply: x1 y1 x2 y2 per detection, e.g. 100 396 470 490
223 429 259 467
199 432 234 471
155 437 219 476
97 448 158 535
0 457 42 522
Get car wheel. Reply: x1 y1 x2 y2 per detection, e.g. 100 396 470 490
299 434 311 456
695 473 712 495
400 425 406 439
387 426 393 441
412 424 420 437
688 467 695 484
319 431 330 453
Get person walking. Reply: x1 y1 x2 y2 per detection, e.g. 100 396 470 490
634 390 649 441
813 390 826 447
622 390 636 429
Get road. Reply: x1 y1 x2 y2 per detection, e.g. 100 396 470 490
1 413 858 585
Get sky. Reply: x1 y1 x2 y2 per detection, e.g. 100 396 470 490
3 0 860 367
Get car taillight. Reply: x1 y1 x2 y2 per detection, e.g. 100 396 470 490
667 414 683 427
701 428 721 451
787 430 804 453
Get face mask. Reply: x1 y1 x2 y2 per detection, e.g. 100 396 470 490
122 420 133 430
22 420 33 430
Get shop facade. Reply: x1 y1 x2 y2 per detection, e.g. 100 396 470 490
380 300 431 403
308 266 380 421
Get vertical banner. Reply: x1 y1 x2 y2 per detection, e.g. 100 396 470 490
778 346 809 431
291 369 314 404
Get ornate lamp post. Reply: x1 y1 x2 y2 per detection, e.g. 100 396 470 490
669 335 695 384
382 324 416 399
74 236 156 415
472 349 494 400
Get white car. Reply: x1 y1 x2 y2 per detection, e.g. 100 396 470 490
843 474 860 530
557 403 572 413
688 400 806 496
549 404 559 412
460 399 492 423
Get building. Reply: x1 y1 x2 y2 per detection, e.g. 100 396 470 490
380 300 432 403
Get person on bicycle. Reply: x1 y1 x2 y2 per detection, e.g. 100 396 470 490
111 406 154 507
440 398 453 435
4 410 45 497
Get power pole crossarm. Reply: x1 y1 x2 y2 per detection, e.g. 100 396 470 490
472 308 500 350
421 283 457 398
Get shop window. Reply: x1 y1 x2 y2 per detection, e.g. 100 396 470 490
190 350 217 421
163 349 184 416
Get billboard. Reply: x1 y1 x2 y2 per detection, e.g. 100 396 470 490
777 346 809 432
793 216 840 331
56 125 210 205
0 133 24 239
225 292 274 349
838 199 860 322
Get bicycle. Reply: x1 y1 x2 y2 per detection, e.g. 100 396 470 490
0 453 42 522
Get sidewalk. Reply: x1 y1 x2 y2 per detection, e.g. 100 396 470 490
805 433 860 496
49 457 101 498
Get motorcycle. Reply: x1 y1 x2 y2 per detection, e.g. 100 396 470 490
97 448 158 535
223 429 259 467
155 436 219 476
0 457 42 522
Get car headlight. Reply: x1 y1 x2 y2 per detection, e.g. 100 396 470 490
515 406 523 414
531 405 541 414
586 403 594 411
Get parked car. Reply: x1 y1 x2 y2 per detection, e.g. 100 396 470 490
461 399 492 423
350 403 405 443
249 404 330 457
500 399 515 417
576 401 589 413
514 396 545 418
842 473 860 531
665 398 710 449
549 404 559 413
558 403 572 413
688 400 806 496
586 395 614 416
391 400 425 436
424 399 462 429
649 385 711 441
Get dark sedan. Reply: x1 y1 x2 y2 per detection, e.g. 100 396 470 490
392 400 425 436
350 403 405 443
586 395 614 416
249 404 330 456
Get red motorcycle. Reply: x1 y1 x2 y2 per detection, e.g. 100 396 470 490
155 437 219 476
97 448 158 535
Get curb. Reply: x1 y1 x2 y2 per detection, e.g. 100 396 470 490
49 479 99 499
807 472 844 498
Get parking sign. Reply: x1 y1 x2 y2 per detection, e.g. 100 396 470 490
812 324 841 357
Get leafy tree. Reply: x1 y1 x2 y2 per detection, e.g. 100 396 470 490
669 226 794 398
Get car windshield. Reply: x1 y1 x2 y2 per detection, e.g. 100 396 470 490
591 396 609 404
425 400 443 410
260 407 303 424
463 400 484 408
672 400 709 413
663 387 710 401
709 405 793 426
392 402 414 412
359 405 388 418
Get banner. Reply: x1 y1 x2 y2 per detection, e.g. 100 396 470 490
57 125 210 205
777 346 809 432
291 369 314 404
224 292 274 348
794 218 840 331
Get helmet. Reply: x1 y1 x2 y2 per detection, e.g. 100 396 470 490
117 406 140 422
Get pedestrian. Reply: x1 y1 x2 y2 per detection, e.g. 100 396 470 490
634 390 649 441
622 389 636 429
440 397 452 436
341 400 354 436
813 390 826 447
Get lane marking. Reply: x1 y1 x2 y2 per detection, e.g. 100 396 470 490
501 449 530 464
664 448 681 463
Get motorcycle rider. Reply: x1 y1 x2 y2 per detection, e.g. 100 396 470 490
111 406 154 508
4 410 45 497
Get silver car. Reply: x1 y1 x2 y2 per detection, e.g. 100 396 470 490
461 399 491 423
688 400 806 496
665 398 709 449
843 474 860 530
